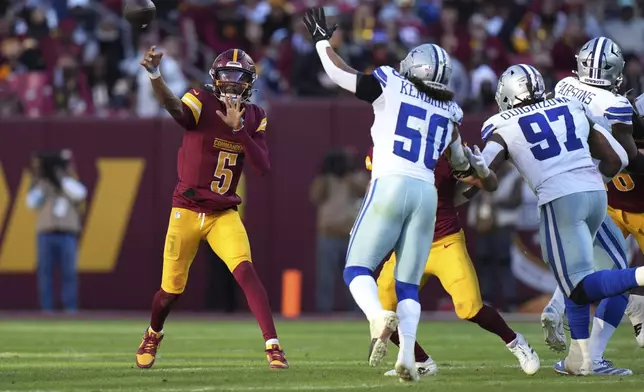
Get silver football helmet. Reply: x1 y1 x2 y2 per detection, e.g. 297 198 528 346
495 64 546 112
576 37 624 89
399 44 452 90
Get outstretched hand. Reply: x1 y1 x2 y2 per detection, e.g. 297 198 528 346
140 45 163 73
216 96 246 131
464 145 491 178
302 7 338 43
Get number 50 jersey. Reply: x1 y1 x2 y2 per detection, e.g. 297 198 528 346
369 66 463 185
481 97 605 206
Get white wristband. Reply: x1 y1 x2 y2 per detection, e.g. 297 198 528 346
148 69 161 79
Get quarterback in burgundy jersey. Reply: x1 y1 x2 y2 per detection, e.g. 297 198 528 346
368 147 530 377
135 47 287 370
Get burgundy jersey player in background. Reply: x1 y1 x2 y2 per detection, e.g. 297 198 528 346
135 46 288 369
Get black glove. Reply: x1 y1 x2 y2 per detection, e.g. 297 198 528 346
302 7 338 44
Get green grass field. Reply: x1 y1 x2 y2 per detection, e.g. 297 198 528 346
0 318 642 391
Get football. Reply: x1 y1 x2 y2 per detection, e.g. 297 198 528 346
124 0 156 29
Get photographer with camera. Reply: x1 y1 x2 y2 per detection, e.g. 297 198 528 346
26 149 87 313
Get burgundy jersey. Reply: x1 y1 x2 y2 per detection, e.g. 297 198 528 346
171 88 269 213
366 147 460 241
607 173 644 213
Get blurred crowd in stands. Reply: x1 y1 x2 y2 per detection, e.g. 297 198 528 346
2 0 644 117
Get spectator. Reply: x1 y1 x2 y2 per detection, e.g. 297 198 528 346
550 14 588 73
310 148 368 313
441 33 469 106
52 52 92 116
468 162 523 312
623 54 644 99
465 13 510 75
604 0 644 57
26 149 87 314
131 36 187 117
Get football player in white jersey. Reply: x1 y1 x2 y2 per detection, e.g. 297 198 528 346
473 63 644 376
303 8 492 382
539 37 644 375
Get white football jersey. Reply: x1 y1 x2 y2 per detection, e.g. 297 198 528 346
369 66 462 185
554 76 633 130
481 97 604 206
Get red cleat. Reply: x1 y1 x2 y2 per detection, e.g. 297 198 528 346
265 344 289 369
136 328 164 369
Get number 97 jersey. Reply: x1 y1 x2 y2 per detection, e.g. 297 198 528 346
481 97 604 206
369 66 463 185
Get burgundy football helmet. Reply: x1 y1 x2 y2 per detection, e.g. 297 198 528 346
209 49 257 103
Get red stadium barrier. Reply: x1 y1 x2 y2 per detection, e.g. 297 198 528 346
1 100 637 312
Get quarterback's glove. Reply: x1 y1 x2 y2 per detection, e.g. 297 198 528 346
303 7 338 44
464 145 491 178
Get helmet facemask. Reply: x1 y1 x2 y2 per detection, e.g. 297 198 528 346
210 68 255 103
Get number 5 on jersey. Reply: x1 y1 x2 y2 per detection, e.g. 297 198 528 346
394 102 450 170
211 152 238 194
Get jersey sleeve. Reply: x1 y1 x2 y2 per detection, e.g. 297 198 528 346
178 89 203 130
604 96 633 126
355 74 383 104
480 117 497 143
254 107 268 134
358 66 394 105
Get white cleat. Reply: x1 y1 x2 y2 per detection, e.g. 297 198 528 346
507 333 540 375
368 310 399 367
395 360 420 383
625 295 644 348
541 305 567 353
384 356 438 377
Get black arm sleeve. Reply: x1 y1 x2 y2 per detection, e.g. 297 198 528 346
355 73 383 104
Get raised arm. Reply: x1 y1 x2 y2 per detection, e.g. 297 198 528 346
141 46 196 130
303 7 384 103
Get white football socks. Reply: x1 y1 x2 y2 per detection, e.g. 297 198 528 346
397 298 421 365
349 275 383 321
569 338 590 366
589 318 615 363
265 338 279 347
